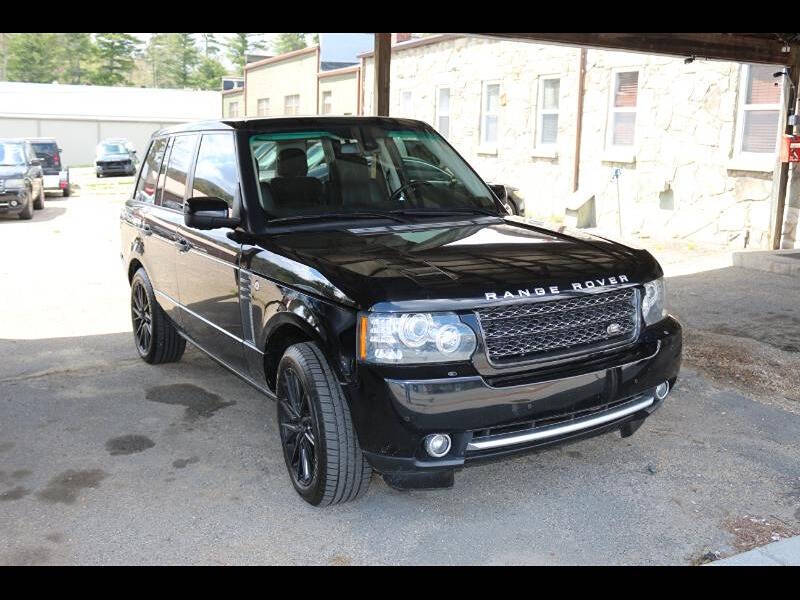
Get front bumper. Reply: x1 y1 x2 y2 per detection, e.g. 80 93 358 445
0 191 27 214
97 162 133 176
354 316 682 488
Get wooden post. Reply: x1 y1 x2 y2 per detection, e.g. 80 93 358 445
572 48 587 193
770 58 800 249
374 33 391 116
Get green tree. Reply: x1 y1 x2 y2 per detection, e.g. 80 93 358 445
272 33 308 55
162 33 199 88
6 33 61 83
226 33 266 73
91 33 141 86
191 56 227 90
144 33 171 87
199 33 220 58
58 33 95 84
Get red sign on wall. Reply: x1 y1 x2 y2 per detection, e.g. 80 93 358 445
780 134 800 163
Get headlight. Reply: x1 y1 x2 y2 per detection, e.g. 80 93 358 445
642 277 667 325
4 178 24 189
359 312 476 364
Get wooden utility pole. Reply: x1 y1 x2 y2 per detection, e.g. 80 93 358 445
771 58 800 249
373 33 391 116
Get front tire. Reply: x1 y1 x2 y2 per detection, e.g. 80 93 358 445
130 268 185 364
33 185 45 210
18 190 33 220
277 343 371 506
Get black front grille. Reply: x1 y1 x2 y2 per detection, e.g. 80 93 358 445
475 288 639 364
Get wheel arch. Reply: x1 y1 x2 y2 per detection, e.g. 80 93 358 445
127 258 145 284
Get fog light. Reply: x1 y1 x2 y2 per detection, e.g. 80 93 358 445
655 381 670 400
424 433 451 458
10 200 19 207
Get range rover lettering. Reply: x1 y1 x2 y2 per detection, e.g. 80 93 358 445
119 117 682 506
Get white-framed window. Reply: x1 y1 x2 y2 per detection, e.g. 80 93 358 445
606 70 638 148
257 98 269 117
436 86 450 138
228 101 239 118
535 76 560 147
400 90 413 117
480 81 501 149
284 94 300 116
321 91 332 115
735 63 782 156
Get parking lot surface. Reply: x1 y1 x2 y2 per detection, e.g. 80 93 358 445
1 184 799 565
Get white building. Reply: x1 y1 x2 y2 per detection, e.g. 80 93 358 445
0 82 221 166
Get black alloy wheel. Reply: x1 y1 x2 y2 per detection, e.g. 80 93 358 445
278 366 318 489
131 279 152 356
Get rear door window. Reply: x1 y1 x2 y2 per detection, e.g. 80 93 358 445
161 134 198 211
191 133 238 208
134 137 168 204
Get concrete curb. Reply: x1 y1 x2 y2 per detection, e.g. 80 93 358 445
711 535 800 566
732 249 800 277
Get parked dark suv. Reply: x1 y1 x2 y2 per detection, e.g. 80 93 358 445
0 138 46 219
28 137 71 196
120 117 682 506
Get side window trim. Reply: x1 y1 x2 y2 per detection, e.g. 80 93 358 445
155 137 174 208
160 132 200 213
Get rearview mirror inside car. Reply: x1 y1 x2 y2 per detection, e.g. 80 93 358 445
184 197 241 230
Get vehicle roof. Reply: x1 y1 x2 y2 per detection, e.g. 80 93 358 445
151 116 433 139
25 137 58 142
0 138 32 143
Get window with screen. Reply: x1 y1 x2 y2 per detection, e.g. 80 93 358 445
228 102 239 118
160 134 197 211
608 71 638 147
322 91 333 115
284 94 300 115
737 64 781 154
536 77 560 147
481 82 500 147
134 137 167 204
257 98 270 117
191 133 238 209
436 87 450 138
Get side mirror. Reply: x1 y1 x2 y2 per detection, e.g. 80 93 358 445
184 197 241 230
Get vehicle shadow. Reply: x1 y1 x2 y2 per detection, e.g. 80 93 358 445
0 206 67 223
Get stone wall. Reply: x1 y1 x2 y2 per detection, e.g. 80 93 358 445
362 37 782 248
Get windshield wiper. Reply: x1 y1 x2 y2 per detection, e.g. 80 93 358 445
267 211 409 225
389 207 503 219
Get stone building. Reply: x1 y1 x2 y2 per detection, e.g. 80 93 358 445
359 35 787 248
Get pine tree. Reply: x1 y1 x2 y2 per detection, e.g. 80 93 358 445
272 33 308 55
199 33 220 58
91 33 142 86
145 33 171 88
162 33 199 88
59 33 95 84
226 33 266 73
6 33 61 83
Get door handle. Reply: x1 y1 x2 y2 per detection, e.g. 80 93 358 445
176 238 191 252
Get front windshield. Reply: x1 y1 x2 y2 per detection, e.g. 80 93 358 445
248 123 499 220
99 142 127 155
0 142 26 166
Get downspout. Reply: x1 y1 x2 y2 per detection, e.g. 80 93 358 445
315 46 321 115
572 48 587 193
776 55 800 248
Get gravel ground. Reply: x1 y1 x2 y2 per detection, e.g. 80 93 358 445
1 185 799 565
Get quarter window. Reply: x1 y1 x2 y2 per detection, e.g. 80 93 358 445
191 133 238 209
257 98 270 117
134 137 167 204
160 134 198 211
436 87 450 138
284 94 300 115
608 71 638 147
737 64 782 154
536 77 560 147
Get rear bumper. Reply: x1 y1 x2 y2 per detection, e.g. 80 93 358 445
357 316 682 488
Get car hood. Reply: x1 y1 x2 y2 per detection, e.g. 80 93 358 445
0 166 26 178
245 216 662 310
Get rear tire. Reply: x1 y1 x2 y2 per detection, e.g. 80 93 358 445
130 268 185 364
33 185 45 210
18 191 33 220
277 343 371 506
62 185 70 197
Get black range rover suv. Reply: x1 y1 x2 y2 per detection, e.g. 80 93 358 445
120 117 682 506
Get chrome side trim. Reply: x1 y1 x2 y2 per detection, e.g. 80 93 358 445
153 288 264 355
466 395 654 451
188 248 240 270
